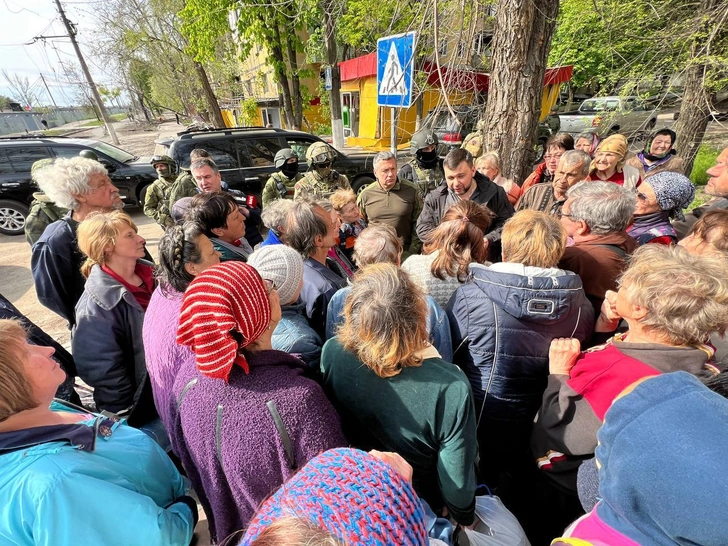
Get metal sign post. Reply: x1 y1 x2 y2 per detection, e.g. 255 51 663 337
377 31 417 158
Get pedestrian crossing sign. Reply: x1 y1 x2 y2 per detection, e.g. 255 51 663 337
377 32 417 108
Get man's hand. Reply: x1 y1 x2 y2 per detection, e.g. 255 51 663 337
369 450 413 483
549 338 581 375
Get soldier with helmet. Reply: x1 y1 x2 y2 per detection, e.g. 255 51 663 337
144 155 177 228
262 148 302 207
294 141 351 200
398 129 445 198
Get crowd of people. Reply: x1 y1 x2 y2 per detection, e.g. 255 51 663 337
1 125 727 546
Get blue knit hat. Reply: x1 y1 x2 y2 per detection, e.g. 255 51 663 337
241 448 428 545
646 171 695 221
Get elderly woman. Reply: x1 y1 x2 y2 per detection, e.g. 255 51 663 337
521 133 574 193
170 262 345 542
248 245 323 368
0 320 197 546
402 200 492 308
186 192 253 261
318 199 355 279
476 152 522 205
626 128 685 179
143 222 221 430
325 224 453 361
447 210 594 487
586 134 641 189
574 131 600 157
627 171 695 245
531 244 728 499
330 188 367 263
73 211 157 426
260 198 294 247
321 263 478 526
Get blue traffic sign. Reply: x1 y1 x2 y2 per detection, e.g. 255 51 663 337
377 31 417 108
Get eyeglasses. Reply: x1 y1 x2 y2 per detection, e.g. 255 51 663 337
263 279 277 294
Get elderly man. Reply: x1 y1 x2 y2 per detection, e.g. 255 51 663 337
31 157 124 327
558 181 638 315
357 151 422 255
168 148 211 209
416 148 514 246
517 150 591 216
673 146 728 238
285 200 347 338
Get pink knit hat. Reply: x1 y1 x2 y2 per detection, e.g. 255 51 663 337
176 261 271 381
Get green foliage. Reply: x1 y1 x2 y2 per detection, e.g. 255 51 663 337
178 0 233 63
690 143 721 186
337 0 420 52
0 95 11 110
239 97 259 126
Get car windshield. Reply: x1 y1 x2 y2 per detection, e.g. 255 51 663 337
579 99 619 113
88 141 136 163
425 109 464 132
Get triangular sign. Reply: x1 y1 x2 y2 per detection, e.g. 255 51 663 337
379 43 408 96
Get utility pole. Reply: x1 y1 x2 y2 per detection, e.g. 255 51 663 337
39 73 59 110
52 0 120 144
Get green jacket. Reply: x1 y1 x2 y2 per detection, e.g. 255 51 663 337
143 176 175 228
262 171 301 207
294 170 351 200
167 171 198 211
24 193 69 246
357 179 422 254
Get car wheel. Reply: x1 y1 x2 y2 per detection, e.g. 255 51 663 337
0 200 30 236
352 176 375 195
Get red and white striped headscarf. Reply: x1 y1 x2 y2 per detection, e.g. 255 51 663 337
176 262 271 381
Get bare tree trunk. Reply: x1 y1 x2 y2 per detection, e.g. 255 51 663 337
286 32 304 129
194 62 225 127
483 0 559 184
672 0 723 177
270 23 298 130
322 0 344 149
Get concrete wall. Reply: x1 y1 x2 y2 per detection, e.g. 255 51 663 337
0 107 125 136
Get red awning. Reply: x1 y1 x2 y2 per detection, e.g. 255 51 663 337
339 52 377 82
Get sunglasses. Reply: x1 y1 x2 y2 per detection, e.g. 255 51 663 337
314 161 331 168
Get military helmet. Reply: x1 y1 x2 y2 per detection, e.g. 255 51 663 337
274 148 298 169
410 129 438 155
150 154 178 176
305 141 336 167
78 149 99 161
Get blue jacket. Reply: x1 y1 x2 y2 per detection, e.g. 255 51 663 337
0 401 195 546
72 262 155 421
300 257 347 338
447 263 594 421
273 301 323 368
326 287 454 362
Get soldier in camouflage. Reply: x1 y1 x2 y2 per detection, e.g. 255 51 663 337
398 129 445 199
262 148 302 207
25 158 69 246
144 155 177 228
294 141 351 200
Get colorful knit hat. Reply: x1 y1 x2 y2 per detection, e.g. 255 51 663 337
176 261 271 381
247 245 304 305
645 171 695 221
241 448 428 545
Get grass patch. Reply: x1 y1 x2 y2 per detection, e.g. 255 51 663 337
687 187 710 211
80 113 127 127
689 143 720 186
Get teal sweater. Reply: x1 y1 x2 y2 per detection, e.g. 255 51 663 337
321 337 477 525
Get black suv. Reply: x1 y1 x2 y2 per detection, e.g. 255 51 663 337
0 136 158 235
157 127 377 197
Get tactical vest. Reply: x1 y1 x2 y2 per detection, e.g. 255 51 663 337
409 160 444 197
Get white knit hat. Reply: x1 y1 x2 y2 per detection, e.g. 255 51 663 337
248 245 304 305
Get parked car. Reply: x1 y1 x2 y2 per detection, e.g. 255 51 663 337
422 105 552 162
156 127 377 196
0 136 158 236
558 96 658 138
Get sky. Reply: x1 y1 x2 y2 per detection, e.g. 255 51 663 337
0 0 121 107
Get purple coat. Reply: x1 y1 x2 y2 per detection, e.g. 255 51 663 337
171 349 346 542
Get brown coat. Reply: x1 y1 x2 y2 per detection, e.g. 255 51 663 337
626 154 685 180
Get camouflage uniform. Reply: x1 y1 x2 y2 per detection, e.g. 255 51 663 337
143 175 175 228
262 171 302 207
294 170 351 200
167 170 198 210
24 192 69 246
400 159 445 198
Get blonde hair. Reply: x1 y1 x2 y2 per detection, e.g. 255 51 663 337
0 320 38 422
687 210 728 258
77 211 138 278
250 517 344 546
619 245 728 346
338 264 429 378
330 189 357 212
475 151 500 173
353 224 403 266
501 210 567 267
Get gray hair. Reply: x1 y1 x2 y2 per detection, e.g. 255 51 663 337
33 157 109 211
285 200 329 257
260 199 294 232
373 151 396 170
316 199 333 213
190 158 219 174
353 224 403 266
477 151 501 170
567 181 636 234
575 132 598 144
559 150 592 178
